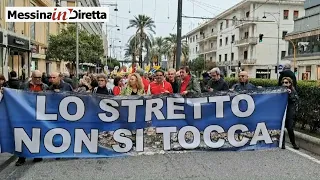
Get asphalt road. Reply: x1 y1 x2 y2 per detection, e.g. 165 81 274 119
1 146 320 180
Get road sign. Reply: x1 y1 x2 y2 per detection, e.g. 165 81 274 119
278 65 283 71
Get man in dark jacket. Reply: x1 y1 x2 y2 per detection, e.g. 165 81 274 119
49 72 73 92
205 68 229 92
8 71 22 89
278 63 297 89
232 71 256 91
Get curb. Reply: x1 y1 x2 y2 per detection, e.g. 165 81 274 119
285 130 320 156
0 155 17 173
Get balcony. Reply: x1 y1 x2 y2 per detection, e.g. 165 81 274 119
234 37 258 47
216 61 237 66
235 17 259 28
199 46 217 54
197 31 218 43
239 58 257 65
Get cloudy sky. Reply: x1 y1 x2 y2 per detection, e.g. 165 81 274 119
101 0 242 59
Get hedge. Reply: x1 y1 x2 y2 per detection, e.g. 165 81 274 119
223 78 320 134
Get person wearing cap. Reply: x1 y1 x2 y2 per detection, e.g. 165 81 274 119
147 69 173 95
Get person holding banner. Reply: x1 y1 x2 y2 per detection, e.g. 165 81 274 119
16 70 48 166
112 76 123 96
231 71 256 91
166 68 179 93
121 73 145 96
281 77 299 150
178 66 201 95
147 70 173 95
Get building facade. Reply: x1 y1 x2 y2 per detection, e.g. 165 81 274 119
0 0 66 80
285 0 320 80
185 0 305 79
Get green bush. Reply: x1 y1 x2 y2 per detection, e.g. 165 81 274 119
224 78 320 133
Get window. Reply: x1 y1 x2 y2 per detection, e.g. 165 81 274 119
210 42 213 48
30 3 36 40
246 11 250 18
211 28 214 33
281 51 286 59
220 22 223 30
231 35 235 43
244 32 249 39
244 51 248 59
225 54 227 61
219 39 222 46
7 0 15 32
226 20 229 28
210 57 213 61
293 11 299 20
219 55 221 62
225 37 228 45
231 53 234 61
283 10 289 20
196 35 198 40
193 36 195 42
282 31 288 39
196 47 198 52
46 23 50 43
232 16 237 25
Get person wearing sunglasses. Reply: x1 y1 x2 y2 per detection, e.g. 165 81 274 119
231 71 256 91
281 77 299 150
16 70 48 166
21 70 49 92
205 68 229 92
147 69 173 95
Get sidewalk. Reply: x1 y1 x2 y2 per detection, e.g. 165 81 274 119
0 153 16 172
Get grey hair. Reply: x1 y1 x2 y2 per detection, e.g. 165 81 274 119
136 69 144 76
210 67 220 75
284 63 291 69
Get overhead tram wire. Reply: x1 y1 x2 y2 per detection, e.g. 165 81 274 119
182 15 274 22
186 0 217 16
109 14 189 24
188 0 225 12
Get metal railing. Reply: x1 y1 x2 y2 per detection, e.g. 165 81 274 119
239 58 257 64
234 37 258 45
235 17 260 27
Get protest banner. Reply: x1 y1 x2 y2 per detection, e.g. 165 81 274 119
0 88 288 158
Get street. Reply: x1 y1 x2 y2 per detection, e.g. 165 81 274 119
1 146 319 180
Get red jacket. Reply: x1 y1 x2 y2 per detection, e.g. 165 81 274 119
142 77 149 93
148 81 173 95
113 86 121 95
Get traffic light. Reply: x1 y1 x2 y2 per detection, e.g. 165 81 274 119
259 34 264 42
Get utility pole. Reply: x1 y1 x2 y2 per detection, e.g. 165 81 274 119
276 0 280 79
76 0 79 79
176 0 183 70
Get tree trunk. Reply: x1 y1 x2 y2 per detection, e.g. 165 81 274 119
139 32 143 68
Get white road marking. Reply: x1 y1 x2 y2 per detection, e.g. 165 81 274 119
287 147 320 165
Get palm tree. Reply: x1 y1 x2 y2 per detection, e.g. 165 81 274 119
165 34 178 68
124 36 139 64
127 15 156 67
181 41 189 65
149 37 166 66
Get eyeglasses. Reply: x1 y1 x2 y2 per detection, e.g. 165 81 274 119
238 75 246 78
283 81 289 84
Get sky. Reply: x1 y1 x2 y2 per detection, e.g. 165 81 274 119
100 0 242 59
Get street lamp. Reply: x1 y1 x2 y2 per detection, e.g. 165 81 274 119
263 11 280 79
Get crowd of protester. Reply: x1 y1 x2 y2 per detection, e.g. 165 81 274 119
0 63 299 166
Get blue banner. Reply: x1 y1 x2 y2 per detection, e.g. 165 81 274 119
0 88 288 158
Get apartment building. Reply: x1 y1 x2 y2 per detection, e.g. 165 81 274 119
185 0 305 79
285 0 320 80
0 0 65 80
